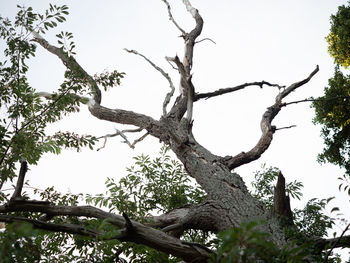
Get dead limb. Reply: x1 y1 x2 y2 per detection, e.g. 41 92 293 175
223 66 319 170
124 48 175 115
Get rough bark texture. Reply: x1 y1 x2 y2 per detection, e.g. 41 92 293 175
1 1 349 262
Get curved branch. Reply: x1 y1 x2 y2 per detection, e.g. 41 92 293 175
224 66 319 170
168 0 203 121
33 34 165 141
124 48 175 115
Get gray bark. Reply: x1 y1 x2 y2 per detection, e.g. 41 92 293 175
1 1 345 263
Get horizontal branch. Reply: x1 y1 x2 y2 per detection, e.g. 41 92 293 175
0 201 211 262
195 81 285 101
0 214 100 238
314 234 350 251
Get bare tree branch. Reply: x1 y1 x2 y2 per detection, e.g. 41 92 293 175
33 34 165 142
224 66 319 170
32 32 101 104
282 95 348 107
195 37 216 45
161 0 186 35
195 81 285 101
313 224 350 253
10 158 27 200
275 125 296 131
323 223 350 261
166 0 203 121
124 48 176 115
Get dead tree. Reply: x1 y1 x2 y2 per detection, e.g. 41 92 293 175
0 1 348 262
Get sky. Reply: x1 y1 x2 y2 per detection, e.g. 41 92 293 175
1 0 349 259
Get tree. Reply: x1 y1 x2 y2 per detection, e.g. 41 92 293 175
0 1 349 262
313 1 350 177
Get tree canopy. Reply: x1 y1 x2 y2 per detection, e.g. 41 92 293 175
0 1 349 262
313 1 350 178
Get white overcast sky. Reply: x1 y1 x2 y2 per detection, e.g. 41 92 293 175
1 0 349 256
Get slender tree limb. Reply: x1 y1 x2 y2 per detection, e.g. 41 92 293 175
0 214 100 239
195 81 285 101
195 37 216 45
313 225 350 252
282 95 348 107
32 32 101 104
223 66 319 170
323 223 350 262
161 0 186 35
167 0 203 121
10 158 28 200
131 132 149 148
33 34 165 141
97 128 136 150
275 125 296 131
124 48 176 115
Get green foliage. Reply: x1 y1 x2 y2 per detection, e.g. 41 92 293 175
0 4 99 186
293 198 334 238
211 221 310 263
326 2 350 68
86 146 208 262
251 164 334 238
251 164 303 209
87 146 206 219
312 69 350 174
313 2 350 177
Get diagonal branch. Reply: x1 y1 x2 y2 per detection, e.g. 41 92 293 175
32 34 164 141
223 66 319 170
314 224 350 252
195 81 285 101
32 32 101 104
124 49 176 115
161 0 186 35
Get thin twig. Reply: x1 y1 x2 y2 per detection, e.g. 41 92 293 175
282 95 348 107
124 49 176 115
161 0 186 35
97 128 146 150
131 132 149 148
195 38 216 45
275 125 296 131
